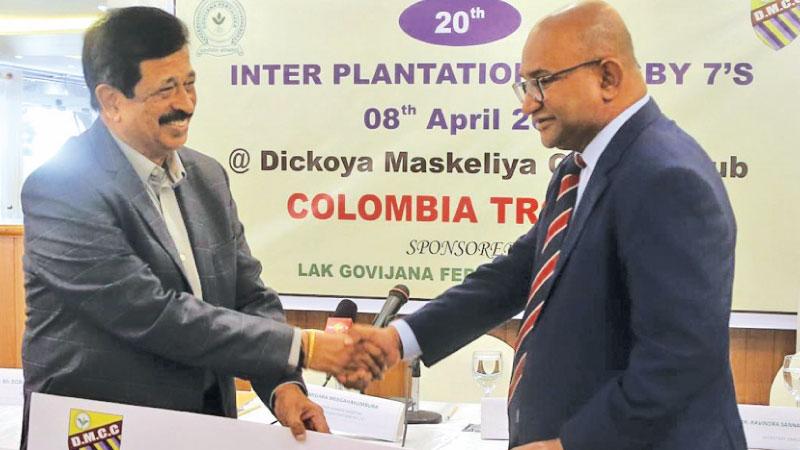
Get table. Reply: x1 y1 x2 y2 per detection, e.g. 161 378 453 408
3 399 505 450
2 401 503 450
3 401 771 450
402 402 508 450
238 397 507 449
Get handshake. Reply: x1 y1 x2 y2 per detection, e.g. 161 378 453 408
300 325 403 390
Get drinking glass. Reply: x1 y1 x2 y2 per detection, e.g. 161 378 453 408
782 354 800 407
472 351 502 397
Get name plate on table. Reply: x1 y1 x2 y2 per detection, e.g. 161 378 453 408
481 397 509 440
0 369 23 406
740 404 800 449
307 385 405 442
27 393 393 450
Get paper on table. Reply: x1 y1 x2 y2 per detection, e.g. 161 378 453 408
419 402 459 422
237 395 277 424
236 390 263 418
0 369 23 406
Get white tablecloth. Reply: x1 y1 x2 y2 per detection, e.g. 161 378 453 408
402 402 508 450
0 405 22 450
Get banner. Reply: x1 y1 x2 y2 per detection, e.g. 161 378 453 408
176 0 800 312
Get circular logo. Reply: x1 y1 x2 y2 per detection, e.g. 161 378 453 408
194 0 246 56
74 412 91 431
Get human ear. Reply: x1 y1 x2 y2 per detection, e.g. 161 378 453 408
95 84 123 123
598 59 623 101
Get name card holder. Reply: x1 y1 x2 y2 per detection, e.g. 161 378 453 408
306 385 406 442
0 369 23 406
740 404 800 450
481 397 509 440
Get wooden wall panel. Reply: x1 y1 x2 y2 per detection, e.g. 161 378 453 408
730 329 747 400
0 226 24 368
0 236 17 367
2 226 796 404
13 236 24 365
729 328 795 404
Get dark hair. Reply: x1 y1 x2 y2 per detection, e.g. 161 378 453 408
82 7 188 110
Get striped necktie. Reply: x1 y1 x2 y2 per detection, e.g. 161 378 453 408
509 151 586 403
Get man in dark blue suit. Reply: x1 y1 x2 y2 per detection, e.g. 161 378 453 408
355 1 747 448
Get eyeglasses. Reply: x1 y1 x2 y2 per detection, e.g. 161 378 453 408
512 59 602 103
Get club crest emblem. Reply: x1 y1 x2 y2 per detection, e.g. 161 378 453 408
67 409 123 450
750 0 800 50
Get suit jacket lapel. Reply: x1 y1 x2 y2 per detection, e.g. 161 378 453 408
88 120 190 284
551 99 663 286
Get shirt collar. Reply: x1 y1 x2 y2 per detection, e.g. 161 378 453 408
110 131 186 187
579 94 650 171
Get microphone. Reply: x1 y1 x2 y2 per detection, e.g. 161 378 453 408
325 298 358 334
372 284 410 328
321 299 358 387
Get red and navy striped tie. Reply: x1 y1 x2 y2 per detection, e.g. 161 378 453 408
508 151 586 403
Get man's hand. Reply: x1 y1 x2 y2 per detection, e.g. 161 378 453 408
301 330 380 390
512 439 564 450
349 324 402 370
331 324 403 390
301 325 405 390
273 383 330 441
302 330 358 374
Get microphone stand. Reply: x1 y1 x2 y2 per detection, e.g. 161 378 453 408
404 358 442 425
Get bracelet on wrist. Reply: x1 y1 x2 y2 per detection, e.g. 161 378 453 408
306 330 317 368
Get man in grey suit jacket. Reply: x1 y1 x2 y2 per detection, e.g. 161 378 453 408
20 7 376 447
354 2 747 449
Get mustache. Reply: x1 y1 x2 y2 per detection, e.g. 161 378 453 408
158 109 193 125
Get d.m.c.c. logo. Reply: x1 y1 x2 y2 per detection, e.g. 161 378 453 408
751 0 800 50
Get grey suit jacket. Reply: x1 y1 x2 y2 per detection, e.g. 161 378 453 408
20 120 301 443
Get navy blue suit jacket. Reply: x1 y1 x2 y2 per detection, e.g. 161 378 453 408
404 100 747 449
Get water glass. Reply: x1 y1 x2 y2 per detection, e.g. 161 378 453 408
472 350 502 397
782 354 800 407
